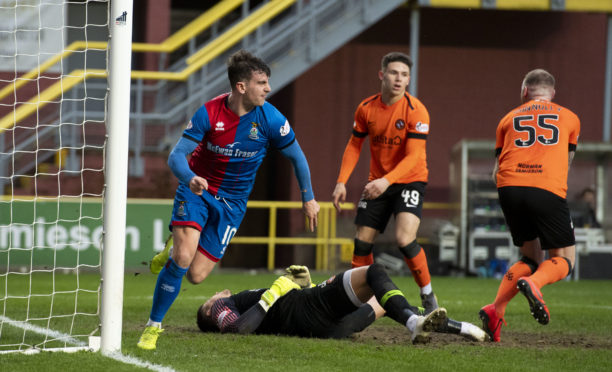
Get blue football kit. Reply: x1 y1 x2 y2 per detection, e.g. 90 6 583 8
169 93 302 260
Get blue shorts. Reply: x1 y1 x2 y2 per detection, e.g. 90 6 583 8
169 183 247 262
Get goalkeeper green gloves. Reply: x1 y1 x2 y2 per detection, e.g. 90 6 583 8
284 265 314 289
259 276 301 312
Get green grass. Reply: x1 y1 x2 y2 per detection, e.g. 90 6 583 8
2 270 612 371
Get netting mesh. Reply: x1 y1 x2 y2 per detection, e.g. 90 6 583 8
0 0 109 353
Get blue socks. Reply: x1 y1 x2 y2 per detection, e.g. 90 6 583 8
149 257 188 323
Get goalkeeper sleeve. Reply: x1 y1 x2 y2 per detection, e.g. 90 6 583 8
258 276 300 312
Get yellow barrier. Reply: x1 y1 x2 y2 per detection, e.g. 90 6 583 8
0 0 243 103
427 0 612 11
0 69 106 130
0 0 298 132
186 0 296 65
234 201 354 271
233 200 457 271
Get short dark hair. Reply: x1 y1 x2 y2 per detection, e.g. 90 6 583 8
381 52 413 71
227 49 271 88
522 69 555 89
196 304 220 333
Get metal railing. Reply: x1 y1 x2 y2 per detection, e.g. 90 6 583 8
235 201 355 271
1 0 406 189
235 200 458 271
0 0 250 131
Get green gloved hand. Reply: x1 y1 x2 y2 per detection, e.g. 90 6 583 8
284 265 313 289
259 275 301 311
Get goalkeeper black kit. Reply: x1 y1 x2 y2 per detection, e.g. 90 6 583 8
209 272 375 338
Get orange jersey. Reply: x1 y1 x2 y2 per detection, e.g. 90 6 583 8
495 99 580 198
337 93 430 184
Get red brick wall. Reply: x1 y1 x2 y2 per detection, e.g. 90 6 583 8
287 8 607 204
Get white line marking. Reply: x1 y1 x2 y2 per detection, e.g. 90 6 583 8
0 315 176 371
0 316 86 346
104 351 176 372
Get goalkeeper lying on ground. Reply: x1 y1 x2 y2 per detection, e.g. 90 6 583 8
196 263 486 343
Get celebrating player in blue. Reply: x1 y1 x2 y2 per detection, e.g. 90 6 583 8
138 50 320 350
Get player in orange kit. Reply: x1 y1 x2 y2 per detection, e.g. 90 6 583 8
479 69 580 342
332 52 438 314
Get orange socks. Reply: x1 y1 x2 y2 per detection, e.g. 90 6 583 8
528 257 571 288
403 248 431 287
493 260 534 317
352 239 375 268
351 253 374 268
493 256 570 318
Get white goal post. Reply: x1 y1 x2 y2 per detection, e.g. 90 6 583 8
0 0 133 354
101 0 133 354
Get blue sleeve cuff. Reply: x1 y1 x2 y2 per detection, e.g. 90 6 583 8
279 140 315 202
168 136 198 185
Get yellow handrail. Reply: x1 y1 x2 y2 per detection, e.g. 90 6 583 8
233 200 456 270
0 0 297 132
0 0 243 103
186 0 296 65
149 0 243 52
0 41 105 103
0 69 106 130
426 0 612 11
232 201 355 271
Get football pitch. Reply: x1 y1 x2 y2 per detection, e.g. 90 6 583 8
2 269 612 371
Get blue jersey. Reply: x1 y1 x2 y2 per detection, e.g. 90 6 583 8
183 93 296 198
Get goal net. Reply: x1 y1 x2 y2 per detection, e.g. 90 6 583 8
0 0 122 354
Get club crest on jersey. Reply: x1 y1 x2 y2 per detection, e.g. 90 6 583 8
249 122 259 140
416 122 429 133
215 122 225 131
395 119 405 130
280 120 290 136
177 201 186 217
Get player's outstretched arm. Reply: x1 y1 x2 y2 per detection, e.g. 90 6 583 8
202 276 301 335
259 276 301 311
279 140 316 200
279 140 319 231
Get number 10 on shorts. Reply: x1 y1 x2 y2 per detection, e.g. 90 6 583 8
221 225 237 254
